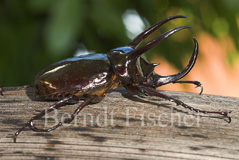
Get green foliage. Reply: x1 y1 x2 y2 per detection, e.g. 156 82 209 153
0 0 238 86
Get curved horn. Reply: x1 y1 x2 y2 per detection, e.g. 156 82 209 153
127 26 192 60
127 15 188 48
155 38 199 86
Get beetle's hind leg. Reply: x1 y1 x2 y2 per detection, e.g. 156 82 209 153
172 80 203 95
140 86 231 123
12 96 77 142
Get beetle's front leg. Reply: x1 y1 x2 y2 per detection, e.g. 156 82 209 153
139 86 231 123
172 80 203 95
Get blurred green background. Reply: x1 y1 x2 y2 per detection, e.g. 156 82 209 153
0 0 239 96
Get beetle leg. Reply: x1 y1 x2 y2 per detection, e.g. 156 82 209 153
28 97 92 133
56 97 92 125
13 96 75 142
128 15 187 48
172 80 203 95
139 86 231 123
124 85 143 95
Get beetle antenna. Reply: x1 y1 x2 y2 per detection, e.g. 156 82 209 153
127 15 188 48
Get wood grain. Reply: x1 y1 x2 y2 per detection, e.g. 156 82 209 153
0 86 238 159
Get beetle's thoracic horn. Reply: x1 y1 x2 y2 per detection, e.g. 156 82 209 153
127 15 188 48
127 26 191 60
154 38 199 86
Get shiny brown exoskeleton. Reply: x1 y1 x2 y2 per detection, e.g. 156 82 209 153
12 15 231 142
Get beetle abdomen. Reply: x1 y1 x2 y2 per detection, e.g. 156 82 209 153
34 54 118 100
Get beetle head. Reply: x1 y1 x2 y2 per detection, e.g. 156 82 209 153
107 15 192 84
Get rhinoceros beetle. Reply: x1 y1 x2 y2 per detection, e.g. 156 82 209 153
12 15 231 142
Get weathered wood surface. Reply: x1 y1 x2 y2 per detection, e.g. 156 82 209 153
0 86 238 160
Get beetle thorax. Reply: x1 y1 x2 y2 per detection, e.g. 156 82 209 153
107 48 147 85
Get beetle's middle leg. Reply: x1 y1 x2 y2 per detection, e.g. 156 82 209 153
139 86 231 123
59 96 95 124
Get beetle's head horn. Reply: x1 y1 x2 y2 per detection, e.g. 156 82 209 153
126 15 191 59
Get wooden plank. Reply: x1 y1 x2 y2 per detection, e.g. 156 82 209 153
0 86 238 159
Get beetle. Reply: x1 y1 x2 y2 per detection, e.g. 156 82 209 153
12 15 231 142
